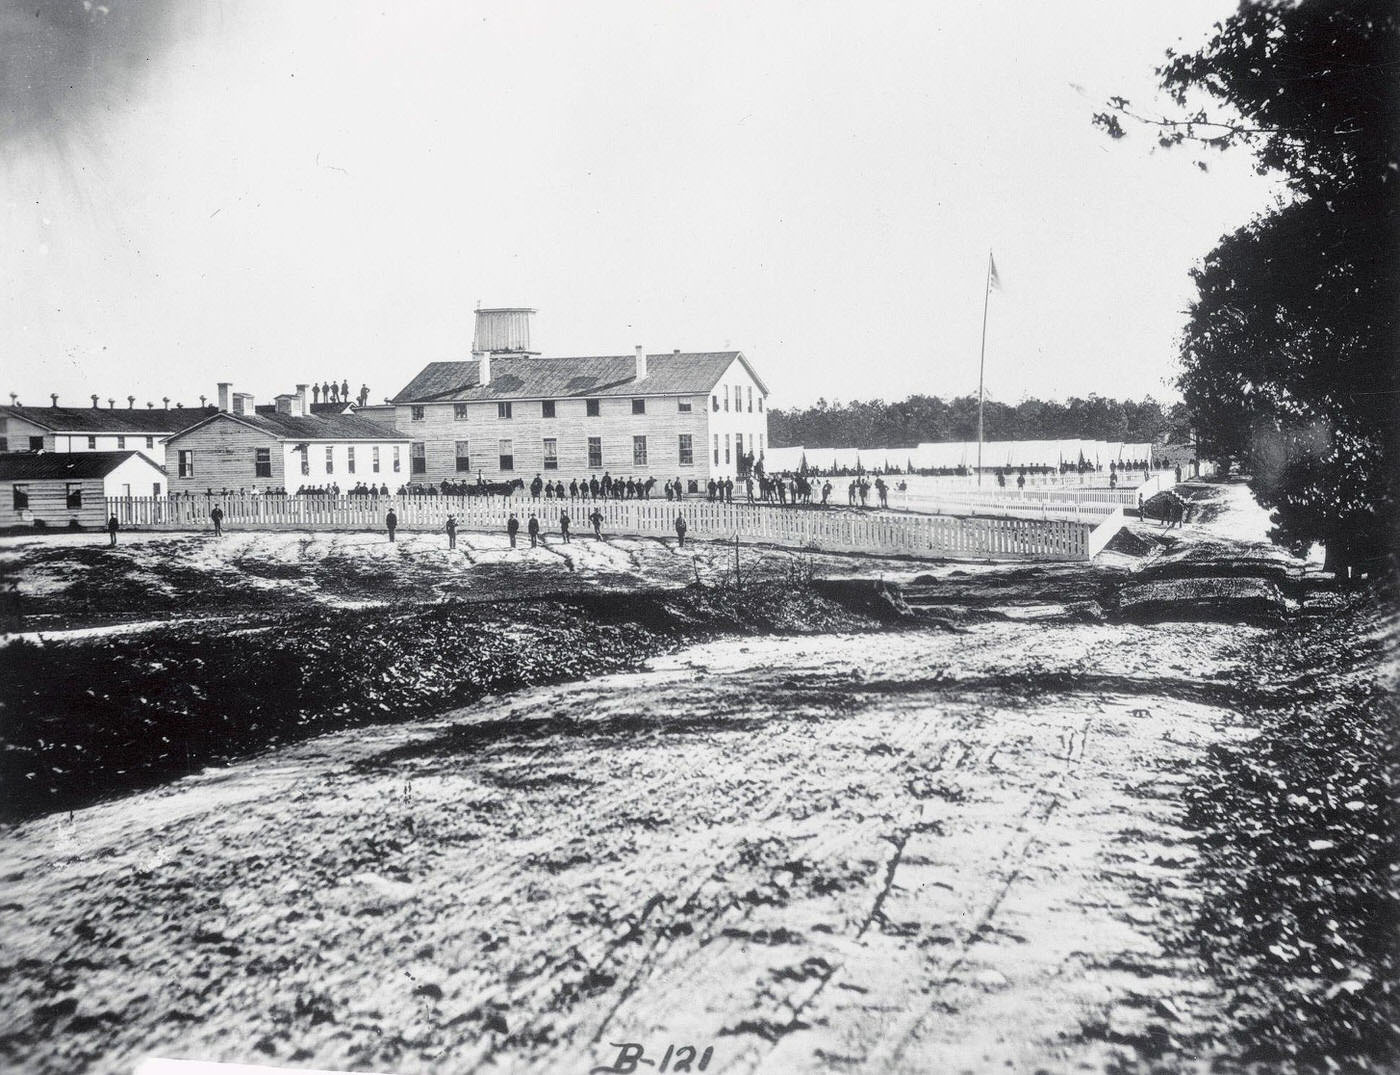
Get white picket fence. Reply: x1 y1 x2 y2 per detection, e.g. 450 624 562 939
106 494 1121 562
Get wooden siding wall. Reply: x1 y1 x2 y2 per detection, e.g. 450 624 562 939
165 422 286 496
394 396 715 486
3 478 106 528
108 494 1094 562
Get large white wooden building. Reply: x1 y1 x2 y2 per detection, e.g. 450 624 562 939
378 308 770 490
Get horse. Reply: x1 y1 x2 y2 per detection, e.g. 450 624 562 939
640 477 657 499
468 478 525 497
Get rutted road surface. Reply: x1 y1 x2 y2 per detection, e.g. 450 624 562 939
0 615 1261 1073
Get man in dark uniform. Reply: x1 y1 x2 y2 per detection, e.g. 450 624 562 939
527 513 540 547
107 513 120 547
530 474 543 499
675 513 687 548
559 509 571 543
210 505 224 535
570 479 580 498
385 508 398 542
507 513 519 547
445 514 457 549
589 508 603 539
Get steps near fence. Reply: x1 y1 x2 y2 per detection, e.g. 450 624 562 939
106 494 1124 562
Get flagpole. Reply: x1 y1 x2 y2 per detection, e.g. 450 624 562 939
976 251 992 487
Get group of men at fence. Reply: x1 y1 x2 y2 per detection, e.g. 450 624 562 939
442 508 689 549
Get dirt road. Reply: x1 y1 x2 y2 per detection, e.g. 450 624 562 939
1 610 1261 1073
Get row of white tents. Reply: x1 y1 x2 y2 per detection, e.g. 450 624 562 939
764 440 1156 473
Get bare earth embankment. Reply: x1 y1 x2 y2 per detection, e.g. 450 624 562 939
0 483 1393 1074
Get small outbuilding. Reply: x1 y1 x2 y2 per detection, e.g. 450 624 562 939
0 451 168 529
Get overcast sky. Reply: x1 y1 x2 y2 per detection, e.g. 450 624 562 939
3 0 1281 411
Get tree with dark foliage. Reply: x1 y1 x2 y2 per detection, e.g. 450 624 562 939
1095 0 1398 575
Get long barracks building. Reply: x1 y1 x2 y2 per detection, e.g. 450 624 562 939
376 308 770 490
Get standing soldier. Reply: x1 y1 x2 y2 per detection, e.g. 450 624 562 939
107 513 120 547
674 477 684 500
674 513 687 548
589 507 604 539
822 480 832 506
506 512 520 547
445 514 457 550
527 513 540 547
559 509 571 543
385 508 398 542
210 504 224 535
530 474 543 499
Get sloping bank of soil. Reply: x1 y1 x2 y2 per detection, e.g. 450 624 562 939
0 580 909 821
1174 590 1399 1070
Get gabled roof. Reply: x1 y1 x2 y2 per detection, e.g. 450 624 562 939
0 451 166 480
392 351 768 404
165 410 410 444
0 405 214 435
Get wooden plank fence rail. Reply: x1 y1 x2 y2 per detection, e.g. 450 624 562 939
106 494 1105 561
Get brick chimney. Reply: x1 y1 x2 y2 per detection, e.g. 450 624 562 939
217 383 232 411
635 345 647 381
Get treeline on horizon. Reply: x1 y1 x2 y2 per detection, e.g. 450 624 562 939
768 394 1191 450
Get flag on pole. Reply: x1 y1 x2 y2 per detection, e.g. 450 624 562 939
988 253 1002 292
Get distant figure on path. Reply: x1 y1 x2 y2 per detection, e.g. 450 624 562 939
1175 464 1182 483
107 514 120 547
507 512 520 547
210 505 224 535
589 508 603 539
675 513 687 548
527 513 540 547
445 514 457 550
385 508 398 542
559 509 571 543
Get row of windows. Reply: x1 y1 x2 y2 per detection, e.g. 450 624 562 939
712 386 761 414
0 434 159 452
447 434 695 473
411 398 697 422
175 446 404 479
12 483 84 510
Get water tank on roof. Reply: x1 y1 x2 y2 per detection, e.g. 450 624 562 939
472 307 537 354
